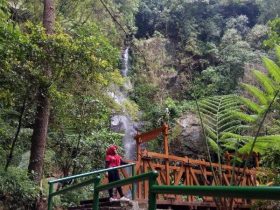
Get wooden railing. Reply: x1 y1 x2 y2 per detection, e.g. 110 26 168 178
134 123 257 207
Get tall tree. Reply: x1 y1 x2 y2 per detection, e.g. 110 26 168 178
28 0 55 183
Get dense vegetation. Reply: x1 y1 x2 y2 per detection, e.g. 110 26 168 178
0 0 280 209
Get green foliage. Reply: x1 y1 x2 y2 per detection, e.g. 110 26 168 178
234 47 280 125
191 66 226 97
0 2 124 191
49 129 123 175
0 167 39 209
231 46 280 154
264 18 280 48
261 146 280 175
134 0 268 98
0 0 8 21
131 82 158 113
257 0 280 23
198 95 241 157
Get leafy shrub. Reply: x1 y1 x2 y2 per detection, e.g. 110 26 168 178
0 167 39 209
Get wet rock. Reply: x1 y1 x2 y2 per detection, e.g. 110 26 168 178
170 112 207 159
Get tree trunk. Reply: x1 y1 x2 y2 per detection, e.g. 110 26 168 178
28 0 55 184
5 95 27 171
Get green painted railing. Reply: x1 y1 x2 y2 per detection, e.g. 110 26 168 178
47 163 136 210
148 185 280 210
92 171 158 210
48 166 280 210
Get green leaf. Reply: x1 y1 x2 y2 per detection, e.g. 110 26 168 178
208 138 220 153
231 111 257 123
253 70 275 95
241 83 268 105
262 57 280 84
276 45 280 62
239 97 263 114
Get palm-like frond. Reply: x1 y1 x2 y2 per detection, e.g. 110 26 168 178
239 135 280 154
262 56 280 83
241 83 268 105
231 110 258 123
236 46 280 155
253 70 275 95
196 46 280 160
198 95 242 155
276 46 280 63
239 97 262 114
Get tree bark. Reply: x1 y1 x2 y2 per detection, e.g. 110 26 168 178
28 0 55 184
5 96 27 171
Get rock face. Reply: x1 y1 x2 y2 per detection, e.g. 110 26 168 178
170 112 207 159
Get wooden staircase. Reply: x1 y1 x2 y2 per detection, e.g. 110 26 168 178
68 198 143 210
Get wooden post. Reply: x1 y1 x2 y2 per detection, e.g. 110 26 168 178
163 123 170 186
135 132 141 162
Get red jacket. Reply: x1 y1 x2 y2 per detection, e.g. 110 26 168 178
106 145 121 167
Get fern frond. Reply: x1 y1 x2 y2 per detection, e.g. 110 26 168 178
199 100 219 110
231 111 257 123
239 142 267 154
262 57 280 84
208 138 220 153
239 96 263 114
238 135 280 154
218 120 241 132
201 117 216 128
253 70 275 95
223 125 243 133
219 110 238 119
276 45 280 63
204 125 217 139
221 132 242 140
241 83 268 105
256 135 280 141
219 101 239 110
223 142 237 150
200 104 218 115
201 113 217 123
200 107 217 117
219 114 238 125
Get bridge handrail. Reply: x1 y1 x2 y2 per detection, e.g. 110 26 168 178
48 163 136 184
92 171 158 210
148 185 280 210
48 163 136 210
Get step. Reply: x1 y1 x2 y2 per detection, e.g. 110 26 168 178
68 199 138 210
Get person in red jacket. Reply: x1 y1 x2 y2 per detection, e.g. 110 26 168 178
105 145 130 202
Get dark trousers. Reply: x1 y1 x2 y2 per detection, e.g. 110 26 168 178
108 169 124 197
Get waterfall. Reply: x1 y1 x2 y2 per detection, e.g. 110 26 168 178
121 47 129 77
110 47 137 160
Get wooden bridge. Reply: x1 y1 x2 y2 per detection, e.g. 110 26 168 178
48 123 277 210
118 123 257 209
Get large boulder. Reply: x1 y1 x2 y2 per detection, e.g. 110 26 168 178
170 112 207 159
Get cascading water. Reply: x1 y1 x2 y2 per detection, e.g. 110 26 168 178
121 47 129 77
110 47 137 160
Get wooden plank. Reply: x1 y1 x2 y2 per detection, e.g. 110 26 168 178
143 160 149 199
160 170 167 184
190 168 200 186
144 152 256 176
174 167 184 201
165 160 170 186
146 151 169 159
147 161 164 185
137 161 143 199
174 166 185 185
135 126 164 143
189 168 194 202
136 141 141 161
222 172 230 186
